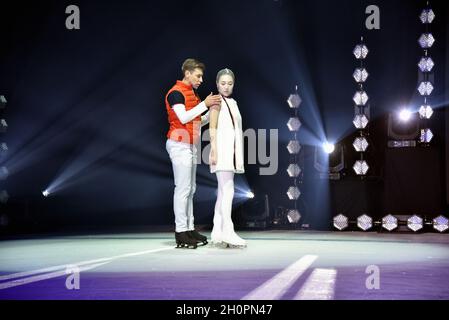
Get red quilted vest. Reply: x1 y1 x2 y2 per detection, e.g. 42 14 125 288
165 80 202 144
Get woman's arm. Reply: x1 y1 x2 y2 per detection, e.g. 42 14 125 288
209 105 220 165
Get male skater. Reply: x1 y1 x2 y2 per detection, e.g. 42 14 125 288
165 58 221 248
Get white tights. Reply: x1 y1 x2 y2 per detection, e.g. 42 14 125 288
211 171 246 246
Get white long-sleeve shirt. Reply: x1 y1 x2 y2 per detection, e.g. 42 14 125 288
172 102 210 126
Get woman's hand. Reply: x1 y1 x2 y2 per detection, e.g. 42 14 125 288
209 146 217 165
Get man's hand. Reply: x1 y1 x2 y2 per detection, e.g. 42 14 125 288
204 92 222 108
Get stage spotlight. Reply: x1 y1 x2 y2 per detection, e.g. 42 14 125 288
418 81 434 96
314 145 345 180
0 95 6 108
353 160 369 175
353 114 369 129
287 117 302 132
246 191 255 199
353 137 369 152
286 186 301 200
433 215 449 233
42 190 50 197
382 215 398 231
419 105 434 119
407 215 424 232
387 111 419 147
0 119 7 133
418 57 435 73
357 214 373 231
287 164 301 177
0 167 9 180
418 33 435 49
287 93 302 109
420 9 435 24
398 109 412 122
353 91 369 106
0 190 8 204
333 214 349 231
287 209 301 224
287 140 301 154
353 44 369 59
353 68 369 83
420 128 433 143
322 142 335 154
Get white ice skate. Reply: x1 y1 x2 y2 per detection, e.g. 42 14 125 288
210 228 223 246
210 211 223 246
221 231 247 248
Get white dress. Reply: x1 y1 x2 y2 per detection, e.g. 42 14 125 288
210 97 245 174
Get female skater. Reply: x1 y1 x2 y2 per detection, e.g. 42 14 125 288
209 68 246 247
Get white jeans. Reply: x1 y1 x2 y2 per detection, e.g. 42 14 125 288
166 139 197 232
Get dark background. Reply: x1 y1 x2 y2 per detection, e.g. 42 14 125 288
0 0 448 232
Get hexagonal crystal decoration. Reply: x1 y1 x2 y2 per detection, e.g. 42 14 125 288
0 95 6 108
418 81 434 96
287 93 302 109
353 160 369 175
357 214 373 231
0 190 9 204
333 214 349 231
353 137 369 152
353 68 369 83
353 114 369 129
382 215 398 231
287 209 301 224
287 186 301 200
407 215 423 232
420 128 433 143
287 140 301 154
287 164 302 177
418 33 435 49
433 215 449 233
0 119 7 133
287 117 302 132
353 44 369 59
419 105 433 119
420 8 435 24
418 57 435 72
353 91 369 106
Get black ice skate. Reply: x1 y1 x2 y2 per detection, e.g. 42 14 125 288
175 232 198 249
188 230 208 246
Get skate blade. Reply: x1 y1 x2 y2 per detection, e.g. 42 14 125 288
223 242 247 249
210 240 225 247
193 240 208 246
175 243 198 249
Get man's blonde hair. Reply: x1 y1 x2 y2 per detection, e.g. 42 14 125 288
182 58 205 76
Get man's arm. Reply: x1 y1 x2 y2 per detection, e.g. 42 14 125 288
173 103 207 124
201 110 210 126
168 91 208 124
